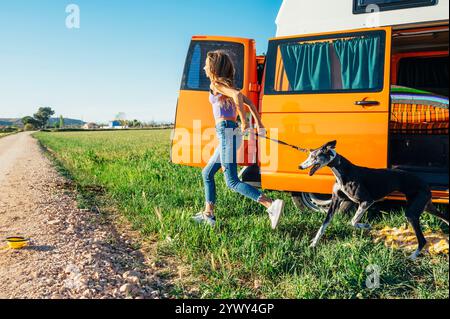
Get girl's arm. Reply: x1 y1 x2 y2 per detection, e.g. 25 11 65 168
211 82 249 130
242 95 265 130
212 82 266 132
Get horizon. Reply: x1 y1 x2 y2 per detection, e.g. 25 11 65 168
0 0 282 123
0 115 173 125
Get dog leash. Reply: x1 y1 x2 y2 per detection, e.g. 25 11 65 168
250 131 309 153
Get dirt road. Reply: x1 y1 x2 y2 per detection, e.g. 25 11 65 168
0 132 166 299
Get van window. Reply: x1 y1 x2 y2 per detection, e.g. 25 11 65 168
398 56 449 97
353 0 437 14
265 31 386 95
181 41 245 91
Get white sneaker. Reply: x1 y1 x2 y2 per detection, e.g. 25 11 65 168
267 200 285 230
192 212 216 227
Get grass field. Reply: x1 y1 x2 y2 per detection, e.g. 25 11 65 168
34 130 449 299
0 132 13 138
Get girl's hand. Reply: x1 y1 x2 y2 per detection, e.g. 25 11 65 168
241 122 250 135
256 122 266 136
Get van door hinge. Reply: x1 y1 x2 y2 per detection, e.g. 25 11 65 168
249 82 261 93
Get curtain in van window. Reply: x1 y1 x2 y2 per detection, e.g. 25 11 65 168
280 42 332 91
333 35 381 90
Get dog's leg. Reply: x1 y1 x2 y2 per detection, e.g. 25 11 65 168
425 200 449 226
339 200 354 214
351 201 374 230
310 193 341 248
406 192 430 260
408 217 427 261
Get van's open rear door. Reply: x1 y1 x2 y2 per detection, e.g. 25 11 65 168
260 27 392 193
171 36 259 168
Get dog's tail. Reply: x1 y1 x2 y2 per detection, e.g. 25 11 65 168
425 201 449 226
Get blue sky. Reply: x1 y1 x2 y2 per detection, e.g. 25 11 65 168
0 0 282 123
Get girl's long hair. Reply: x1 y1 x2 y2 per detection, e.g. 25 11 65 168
206 50 236 109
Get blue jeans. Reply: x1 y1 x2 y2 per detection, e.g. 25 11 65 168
202 120 262 205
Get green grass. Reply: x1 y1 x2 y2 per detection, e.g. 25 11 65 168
0 130 21 138
34 130 449 299
0 132 14 138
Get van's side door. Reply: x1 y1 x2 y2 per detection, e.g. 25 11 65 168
171 36 259 168
260 27 392 193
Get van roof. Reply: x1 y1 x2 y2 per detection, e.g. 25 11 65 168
276 0 449 37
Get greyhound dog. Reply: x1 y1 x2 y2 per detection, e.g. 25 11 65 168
299 140 449 260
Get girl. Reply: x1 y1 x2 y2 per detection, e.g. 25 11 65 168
193 50 285 228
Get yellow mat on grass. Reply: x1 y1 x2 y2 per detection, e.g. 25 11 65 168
372 225 449 256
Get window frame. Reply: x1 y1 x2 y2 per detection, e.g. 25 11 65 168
180 40 245 92
353 0 438 14
264 30 387 96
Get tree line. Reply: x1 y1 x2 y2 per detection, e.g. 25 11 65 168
22 107 57 130
18 107 173 131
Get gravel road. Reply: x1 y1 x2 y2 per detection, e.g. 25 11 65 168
0 132 168 299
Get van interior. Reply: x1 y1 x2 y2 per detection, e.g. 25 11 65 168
389 26 449 190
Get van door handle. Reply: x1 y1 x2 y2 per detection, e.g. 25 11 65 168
355 100 380 107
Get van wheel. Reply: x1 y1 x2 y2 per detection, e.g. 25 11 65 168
291 192 332 213
291 192 355 213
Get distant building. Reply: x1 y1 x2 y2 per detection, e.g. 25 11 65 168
109 121 127 129
83 122 100 130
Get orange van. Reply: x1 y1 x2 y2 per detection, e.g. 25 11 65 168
171 3 449 212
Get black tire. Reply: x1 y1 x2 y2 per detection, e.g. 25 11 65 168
291 192 355 213
291 192 332 212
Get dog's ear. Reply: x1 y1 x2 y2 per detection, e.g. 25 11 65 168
323 140 337 151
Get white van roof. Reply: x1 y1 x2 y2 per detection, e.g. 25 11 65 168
276 0 449 37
